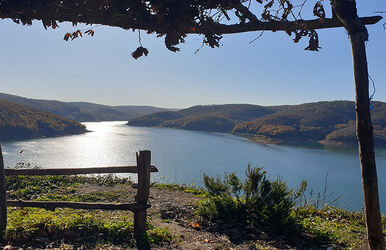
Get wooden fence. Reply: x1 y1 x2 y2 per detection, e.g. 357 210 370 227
0 145 158 238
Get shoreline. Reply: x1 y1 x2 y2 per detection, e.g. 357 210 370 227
0 129 89 143
125 123 373 148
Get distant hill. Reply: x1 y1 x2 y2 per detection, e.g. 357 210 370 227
128 101 386 146
128 104 276 132
0 93 170 122
0 100 87 140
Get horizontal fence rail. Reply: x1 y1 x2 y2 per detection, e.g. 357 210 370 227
5 165 158 176
6 200 150 211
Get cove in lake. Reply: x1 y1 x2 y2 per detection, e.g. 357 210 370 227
1 121 385 212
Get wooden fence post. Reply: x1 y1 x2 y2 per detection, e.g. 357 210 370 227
134 150 151 238
330 1 385 249
0 145 7 238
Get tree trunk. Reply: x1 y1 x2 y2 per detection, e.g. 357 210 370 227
331 1 385 249
350 31 385 250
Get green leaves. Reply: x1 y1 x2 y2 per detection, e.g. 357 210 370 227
199 164 305 231
203 174 229 196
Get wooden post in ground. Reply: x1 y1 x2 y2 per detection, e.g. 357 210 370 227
330 0 385 249
350 33 385 250
134 150 151 238
0 145 7 238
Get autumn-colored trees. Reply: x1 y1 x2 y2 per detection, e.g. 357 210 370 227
0 100 86 140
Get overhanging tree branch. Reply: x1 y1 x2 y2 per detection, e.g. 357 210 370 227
196 16 381 34
0 10 381 34
0 0 382 53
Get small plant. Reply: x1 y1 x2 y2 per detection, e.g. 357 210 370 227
198 164 306 233
152 182 208 197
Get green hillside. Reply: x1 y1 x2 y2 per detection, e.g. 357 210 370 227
0 93 170 122
128 101 386 146
0 100 87 140
128 104 275 132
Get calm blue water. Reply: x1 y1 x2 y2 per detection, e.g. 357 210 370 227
1 121 385 212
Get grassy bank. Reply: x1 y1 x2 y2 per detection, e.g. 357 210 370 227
3 174 385 249
4 175 173 248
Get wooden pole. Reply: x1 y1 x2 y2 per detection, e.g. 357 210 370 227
331 0 385 249
349 33 385 250
134 150 151 238
0 145 7 238
4 165 158 176
6 200 149 211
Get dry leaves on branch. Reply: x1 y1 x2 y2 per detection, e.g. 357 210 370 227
131 46 149 59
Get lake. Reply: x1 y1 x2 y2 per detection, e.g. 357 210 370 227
1 121 385 212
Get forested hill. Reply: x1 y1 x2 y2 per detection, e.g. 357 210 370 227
127 104 277 132
127 101 386 146
0 100 87 140
0 93 170 122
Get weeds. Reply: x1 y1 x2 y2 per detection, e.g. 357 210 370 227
295 206 368 248
6 208 173 247
6 174 132 200
152 183 208 197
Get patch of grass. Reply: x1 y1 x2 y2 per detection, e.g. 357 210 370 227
146 225 174 245
6 207 173 247
6 174 132 200
295 206 377 248
152 183 208 197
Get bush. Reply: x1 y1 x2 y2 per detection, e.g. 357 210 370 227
197 164 306 232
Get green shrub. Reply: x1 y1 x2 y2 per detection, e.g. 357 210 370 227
198 164 305 232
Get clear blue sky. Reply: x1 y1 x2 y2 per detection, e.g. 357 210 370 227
0 1 385 108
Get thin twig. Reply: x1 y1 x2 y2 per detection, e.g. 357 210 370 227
297 0 308 19
138 30 143 47
194 42 205 54
322 167 331 206
369 74 376 98
77 24 102 32
326 193 343 207
249 30 264 44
